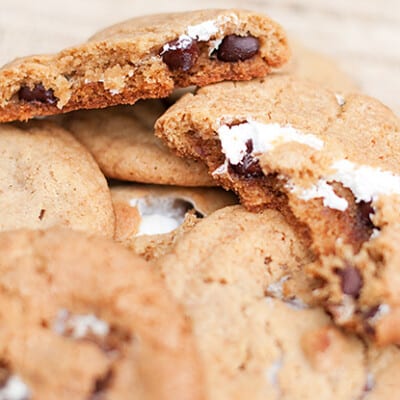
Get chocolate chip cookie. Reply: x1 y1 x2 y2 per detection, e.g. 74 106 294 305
0 120 114 237
155 75 400 344
0 9 289 122
63 103 214 186
111 183 237 259
0 228 203 400
156 205 400 399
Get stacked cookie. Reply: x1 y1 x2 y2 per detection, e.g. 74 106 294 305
0 8 399 399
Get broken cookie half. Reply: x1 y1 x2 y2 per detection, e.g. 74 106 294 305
155 75 400 345
0 9 289 122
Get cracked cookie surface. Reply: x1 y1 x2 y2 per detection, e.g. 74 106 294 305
0 120 114 237
0 228 204 400
155 75 400 344
0 9 289 122
155 205 400 399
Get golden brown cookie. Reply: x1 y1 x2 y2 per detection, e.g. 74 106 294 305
0 9 289 122
155 205 399 399
111 183 237 259
63 104 214 186
155 75 400 344
0 228 204 400
0 120 114 237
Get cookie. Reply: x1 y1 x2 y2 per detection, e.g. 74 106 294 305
0 228 204 400
155 75 400 344
0 120 115 237
277 40 358 93
0 9 289 122
111 183 237 259
63 103 214 186
155 205 399 399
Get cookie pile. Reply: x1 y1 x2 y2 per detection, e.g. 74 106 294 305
0 8 399 399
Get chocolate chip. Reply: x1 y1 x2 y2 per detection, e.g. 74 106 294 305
228 139 263 178
336 265 363 298
38 209 45 221
229 155 263 178
18 83 58 104
245 139 253 153
160 38 200 71
358 201 375 230
89 370 113 400
217 34 260 62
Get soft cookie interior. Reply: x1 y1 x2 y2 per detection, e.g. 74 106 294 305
0 9 289 122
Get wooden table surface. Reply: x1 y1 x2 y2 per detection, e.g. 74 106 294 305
1 0 399 114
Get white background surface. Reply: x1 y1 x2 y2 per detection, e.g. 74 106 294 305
0 0 399 114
